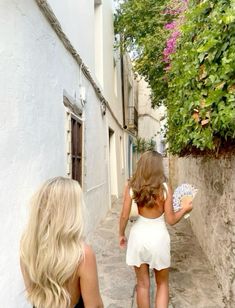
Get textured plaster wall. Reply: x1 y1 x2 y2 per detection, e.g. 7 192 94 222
47 0 95 71
138 78 165 152
107 114 126 199
47 0 124 125
101 0 123 123
0 0 111 306
169 156 235 307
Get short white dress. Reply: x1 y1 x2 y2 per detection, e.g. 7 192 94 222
126 185 170 270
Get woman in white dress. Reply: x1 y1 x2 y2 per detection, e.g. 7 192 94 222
119 151 192 308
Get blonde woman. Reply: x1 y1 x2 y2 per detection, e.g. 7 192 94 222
20 177 103 308
119 151 193 308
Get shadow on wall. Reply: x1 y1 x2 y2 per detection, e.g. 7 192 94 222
169 155 235 307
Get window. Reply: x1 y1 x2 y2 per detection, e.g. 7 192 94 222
64 93 83 185
71 115 83 184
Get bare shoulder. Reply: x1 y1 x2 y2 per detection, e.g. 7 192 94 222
83 243 96 258
78 243 97 273
166 184 173 196
77 244 103 307
124 180 130 191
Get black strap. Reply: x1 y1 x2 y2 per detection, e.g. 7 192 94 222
74 296 84 308
33 297 84 308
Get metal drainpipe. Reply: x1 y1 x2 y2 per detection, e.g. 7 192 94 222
121 54 126 129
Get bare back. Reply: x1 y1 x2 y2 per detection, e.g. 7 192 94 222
132 183 167 219
138 200 165 218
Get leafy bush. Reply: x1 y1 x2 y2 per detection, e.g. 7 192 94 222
167 0 235 154
133 137 156 153
115 0 235 155
114 0 170 106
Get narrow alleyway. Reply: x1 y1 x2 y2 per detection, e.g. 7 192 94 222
88 199 224 308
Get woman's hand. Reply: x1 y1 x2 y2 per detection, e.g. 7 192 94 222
181 196 193 213
119 235 127 248
119 182 132 248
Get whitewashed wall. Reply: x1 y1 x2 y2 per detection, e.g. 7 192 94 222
46 0 125 195
47 0 95 71
138 78 166 153
106 114 126 200
46 0 124 116
0 0 123 306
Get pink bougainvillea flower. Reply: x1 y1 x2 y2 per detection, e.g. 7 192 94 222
163 30 181 63
164 21 177 30
162 0 188 68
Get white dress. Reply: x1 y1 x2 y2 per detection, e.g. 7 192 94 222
126 185 170 270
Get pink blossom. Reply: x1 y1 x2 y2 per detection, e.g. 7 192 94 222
164 21 177 30
163 31 181 63
162 0 188 68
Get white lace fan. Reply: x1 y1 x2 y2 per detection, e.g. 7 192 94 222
173 183 198 219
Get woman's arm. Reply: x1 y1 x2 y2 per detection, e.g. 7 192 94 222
119 182 132 248
164 185 193 225
79 244 103 308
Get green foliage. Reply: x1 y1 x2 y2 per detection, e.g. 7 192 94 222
133 136 156 154
167 0 235 154
115 0 235 155
114 0 170 106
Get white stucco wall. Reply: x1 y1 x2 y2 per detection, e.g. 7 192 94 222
106 114 126 200
37 0 124 203
82 78 110 232
138 78 166 153
0 0 113 306
101 1 123 121
46 0 123 124
47 0 95 71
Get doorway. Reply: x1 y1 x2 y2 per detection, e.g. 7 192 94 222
109 128 118 200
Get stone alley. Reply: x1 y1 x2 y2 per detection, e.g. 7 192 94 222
88 199 225 308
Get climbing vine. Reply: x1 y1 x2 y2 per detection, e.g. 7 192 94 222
115 0 235 155
167 0 235 154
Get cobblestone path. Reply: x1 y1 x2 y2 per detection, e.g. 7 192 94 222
88 199 224 308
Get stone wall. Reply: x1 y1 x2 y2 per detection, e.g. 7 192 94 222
169 155 235 307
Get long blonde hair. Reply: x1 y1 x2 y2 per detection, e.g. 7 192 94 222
20 177 85 308
130 151 167 208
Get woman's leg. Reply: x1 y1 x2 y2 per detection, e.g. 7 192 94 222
134 264 150 308
154 268 169 308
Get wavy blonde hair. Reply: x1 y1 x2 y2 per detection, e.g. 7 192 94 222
20 177 85 308
130 151 167 208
